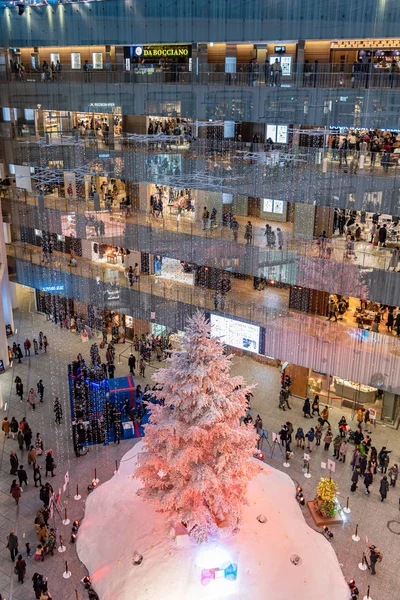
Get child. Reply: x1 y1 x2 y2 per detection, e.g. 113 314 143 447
26 542 31 558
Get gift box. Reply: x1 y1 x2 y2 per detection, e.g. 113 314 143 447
108 376 135 411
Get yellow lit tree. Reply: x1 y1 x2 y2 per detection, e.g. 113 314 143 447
314 478 338 518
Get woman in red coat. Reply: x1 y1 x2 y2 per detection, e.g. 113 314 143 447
10 480 21 505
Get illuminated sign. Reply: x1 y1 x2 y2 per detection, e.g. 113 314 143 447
133 45 191 60
210 314 260 354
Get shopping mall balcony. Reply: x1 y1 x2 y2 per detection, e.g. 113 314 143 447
6 239 400 395
2 64 400 129
5 189 400 307
12 135 400 215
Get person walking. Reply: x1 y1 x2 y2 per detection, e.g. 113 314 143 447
302 397 311 418
17 429 24 451
364 468 373 495
39 331 43 350
2 416 10 438
23 426 32 451
37 524 48 545
387 246 400 271
379 475 389 501
27 388 37 411
33 338 38 354
320 405 331 426
10 480 21 505
43 336 48 353
139 357 146 377
17 465 28 487
33 463 42 488
6 531 18 562
53 398 62 425
10 416 18 440
28 445 37 466
16 344 23 363
35 433 44 456
10 451 19 475
16 379 24 401
37 380 44 403
231 217 239 241
323 428 333 451
15 554 26 583
339 440 348 463
45 451 55 477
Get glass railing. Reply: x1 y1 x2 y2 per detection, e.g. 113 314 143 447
3 62 400 90
7 189 399 276
7 240 400 396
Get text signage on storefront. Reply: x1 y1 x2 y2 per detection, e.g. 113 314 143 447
134 45 191 60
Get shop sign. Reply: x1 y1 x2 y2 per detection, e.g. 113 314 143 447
134 45 191 60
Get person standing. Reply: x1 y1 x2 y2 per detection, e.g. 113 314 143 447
128 353 136 375
323 428 333 451
339 439 348 462
24 338 31 356
363 468 373 495
231 217 239 241
23 426 32 451
351 466 360 492
6 531 18 562
10 416 18 440
33 338 39 354
302 397 311 418
27 388 37 411
28 445 37 466
10 480 21 505
10 451 19 475
43 336 48 353
15 554 26 583
39 331 43 351
326 298 338 321
45 450 55 477
306 428 315 452
128 266 134 287
37 380 44 403
379 475 389 501
369 545 383 575
311 395 320 416
387 246 400 271
332 434 341 458
202 206 209 230
139 357 146 377
388 463 399 487
244 221 253 245
133 263 140 283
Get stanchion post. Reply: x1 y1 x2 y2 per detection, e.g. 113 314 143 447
74 485 81 501
352 524 360 542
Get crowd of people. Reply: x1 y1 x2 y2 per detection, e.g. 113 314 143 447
330 128 400 172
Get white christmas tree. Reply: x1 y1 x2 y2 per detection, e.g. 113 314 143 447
136 311 260 543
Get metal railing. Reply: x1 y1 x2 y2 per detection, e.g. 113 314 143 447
3 62 400 90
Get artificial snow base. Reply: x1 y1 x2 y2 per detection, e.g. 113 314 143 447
77 442 349 600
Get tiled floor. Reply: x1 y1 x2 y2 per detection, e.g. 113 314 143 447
0 287 399 600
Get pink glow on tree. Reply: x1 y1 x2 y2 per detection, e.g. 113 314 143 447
136 311 260 543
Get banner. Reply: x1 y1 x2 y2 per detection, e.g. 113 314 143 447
64 172 76 199
14 165 32 192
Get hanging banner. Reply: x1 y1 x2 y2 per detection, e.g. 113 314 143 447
64 172 76 200
14 165 32 192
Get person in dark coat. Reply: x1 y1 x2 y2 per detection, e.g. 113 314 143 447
39 485 50 508
10 451 19 475
10 480 21 505
16 380 24 401
302 397 311 418
15 554 26 583
128 353 136 375
379 475 389 501
6 531 18 562
17 465 28 487
351 466 360 492
364 468 373 494
23 427 32 451
45 451 55 477
378 223 387 246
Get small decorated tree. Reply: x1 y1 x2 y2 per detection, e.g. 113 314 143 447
136 311 259 542
314 478 339 518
